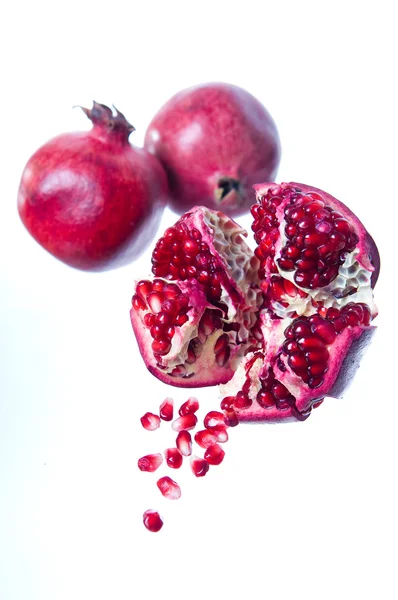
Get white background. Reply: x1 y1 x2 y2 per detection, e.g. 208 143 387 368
1 1 397 599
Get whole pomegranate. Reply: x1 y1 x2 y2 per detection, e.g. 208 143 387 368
18 102 168 270
144 83 281 217
130 183 379 423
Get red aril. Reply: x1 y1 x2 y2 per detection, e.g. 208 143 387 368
159 397 174 421
164 448 183 469
144 83 280 217
18 102 168 270
157 476 182 499
137 453 163 472
190 456 210 477
143 510 163 533
176 430 192 456
140 412 161 431
204 444 225 466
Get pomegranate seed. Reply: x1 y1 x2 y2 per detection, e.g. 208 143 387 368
305 349 329 363
132 294 146 311
159 397 174 421
204 444 225 465
140 412 161 431
272 382 289 400
164 448 183 469
136 280 152 300
220 396 235 410
308 363 328 377
208 425 229 443
310 319 336 344
297 336 326 351
194 429 218 449
175 313 189 326
223 409 239 427
214 333 229 353
332 315 347 332
308 377 324 389
257 390 276 407
152 279 165 292
144 313 156 327
190 456 210 477
151 338 172 355
233 391 252 409
179 397 199 415
204 410 226 428
143 509 163 533
215 345 231 367
172 413 198 431
147 291 163 314
157 476 181 500
176 430 192 456
288 352 307 371
292 319 312 337
137 453 163 472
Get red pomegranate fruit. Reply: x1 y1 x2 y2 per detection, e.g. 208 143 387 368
144 83 281 217
18 102 168 270
130 183 379 423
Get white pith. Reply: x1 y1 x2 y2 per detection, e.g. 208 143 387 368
272 244 377 319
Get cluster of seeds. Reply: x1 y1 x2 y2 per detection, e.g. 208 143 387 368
132 278 190 358
221 362 296 413
251 188 359 290
151 219 225 302
281 302 371 389
132 279 234 377
139 396 234 532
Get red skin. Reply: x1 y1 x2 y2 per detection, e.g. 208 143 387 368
144 83 281 217
18 103 168 271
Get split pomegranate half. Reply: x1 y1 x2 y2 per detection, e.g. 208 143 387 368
131 182 379 422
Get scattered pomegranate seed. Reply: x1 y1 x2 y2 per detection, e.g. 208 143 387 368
164 448 183 469
140 412 161 431
157 476 182 499
190 456 210 477
159 397 174 421
204 444 225 465
178 397 200 416
176 430 193 456
203 410 226 428
137 453 163 472
143 509 163 533
194 429 218 449
172 413 198 431
208 425 229 443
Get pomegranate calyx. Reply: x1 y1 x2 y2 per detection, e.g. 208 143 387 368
215 177 242 208
80 101 135 138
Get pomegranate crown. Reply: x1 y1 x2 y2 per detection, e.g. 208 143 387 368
79 101 135 138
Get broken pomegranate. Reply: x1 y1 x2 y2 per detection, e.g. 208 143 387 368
144 82 281 216
130 206 262 387
131 183 379 423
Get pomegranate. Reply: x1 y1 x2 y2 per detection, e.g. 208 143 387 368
18 102 168 270
130 206 262 387
131 183 379 423
144 83 281 217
